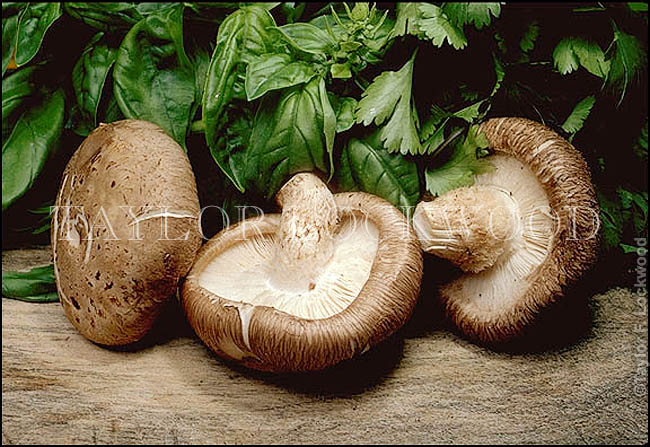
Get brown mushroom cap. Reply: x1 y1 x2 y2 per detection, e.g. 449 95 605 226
181 174 423 372
52 120 202 345
414 117 599 343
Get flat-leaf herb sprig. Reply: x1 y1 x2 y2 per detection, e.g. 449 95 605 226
1 2 647 271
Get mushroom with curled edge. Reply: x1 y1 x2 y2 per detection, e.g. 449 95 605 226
52 120 202 346
181 173 423 372
413 117 599 344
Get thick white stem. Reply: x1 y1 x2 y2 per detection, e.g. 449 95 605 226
268 173 339 292
414 185 519 273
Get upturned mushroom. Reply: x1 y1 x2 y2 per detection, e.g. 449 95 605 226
52 120 202 345
181 172 423 372
413 117 599 343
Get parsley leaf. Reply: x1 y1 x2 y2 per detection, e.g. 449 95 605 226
561 95 596 134
418 3 467 50
520 21 539 53
393 3 421 37
443 3 502 30
355 53 421 154
553 37 609 78
607 29 647 106
425 125 493 196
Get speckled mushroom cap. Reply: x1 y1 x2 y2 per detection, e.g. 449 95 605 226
181 173 423 372
413 117 599 343
52 120 202 346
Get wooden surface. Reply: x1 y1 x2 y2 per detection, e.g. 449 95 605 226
2 246 648 444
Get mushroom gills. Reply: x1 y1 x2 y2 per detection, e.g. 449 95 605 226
418 155 556 317
197 215 379 319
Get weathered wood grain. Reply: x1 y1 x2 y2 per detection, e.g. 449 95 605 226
2 246 648 444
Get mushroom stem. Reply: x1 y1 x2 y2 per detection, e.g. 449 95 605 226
414 185 519 273
269 173 340 292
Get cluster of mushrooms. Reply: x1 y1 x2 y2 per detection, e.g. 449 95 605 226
52 117 598 372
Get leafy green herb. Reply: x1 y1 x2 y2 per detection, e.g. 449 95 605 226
561 95 596 134
2 89 64 211
425 125 493 197
2 65 38 140
443 3 502 30
330 95 357 133
618 188 648 234
2 3 22 75
337 132 420 209
1 2 647 271
319 77 336 178
245 53 317 101
355 53 421 154
2 264 58 303
72 32 118 136
274 22 336 55
627 3 649 12
418 3 467 50
11 3 62 69
114 4 195 146
64 2 176 31
553 37 609 78
607 29 647 106
393 3 420 37
600 188 648 252
520 22 540 53
202 6 276 190
394 3 489 50
247 77 333 196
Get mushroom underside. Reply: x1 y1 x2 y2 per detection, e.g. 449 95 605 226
182 190 423 372
198 211 379 320
415 117 599 343
414 154 556 321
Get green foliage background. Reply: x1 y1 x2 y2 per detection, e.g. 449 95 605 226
2 2 648 290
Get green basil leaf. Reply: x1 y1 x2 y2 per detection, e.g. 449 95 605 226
319 77 336 177
329 95 357 133
2 264 56 299
14 3 62 67
203 6 276 190
64 3 176 31
245 53 317 101
114 4 195 146
2 3 23 75
247 78 330 197
210 102 255 191
2 89 64 211
2 65 37 140
337 133 420 210
309 15 347 42
191 47 211 110
72 32 118 135
274 22 336 55
3 291 59 303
